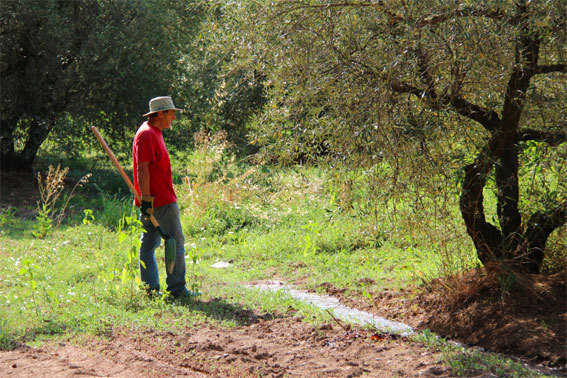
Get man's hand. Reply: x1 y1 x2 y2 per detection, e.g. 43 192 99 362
140 195 154 217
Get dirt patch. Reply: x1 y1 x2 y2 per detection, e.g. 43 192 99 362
416 268 566 366
1 314 450 377
318 268 566 370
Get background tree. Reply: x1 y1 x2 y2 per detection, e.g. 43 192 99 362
168 1 267 154
0 0 203 171
233 0 566 273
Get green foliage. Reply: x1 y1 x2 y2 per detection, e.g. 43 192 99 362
178 130 263 238
187 200 258 237
32 204 53 239
168 1 267 152
0 208 17 230
0 318 17 351
226 0 567 271
116 215 144 300
0 0 205 169
82 209 95 226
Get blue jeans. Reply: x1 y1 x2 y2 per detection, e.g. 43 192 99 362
139 202 187 295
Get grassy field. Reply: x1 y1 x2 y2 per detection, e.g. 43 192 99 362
0 141 556 376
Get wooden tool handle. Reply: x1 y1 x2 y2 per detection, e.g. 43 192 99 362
91 126 161 230
91 126 141 203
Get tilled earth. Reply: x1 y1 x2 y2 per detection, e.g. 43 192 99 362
0 318 451 377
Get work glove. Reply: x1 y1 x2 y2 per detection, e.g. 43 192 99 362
140 196 154 218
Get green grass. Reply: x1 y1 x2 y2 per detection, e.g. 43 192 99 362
0 150 550 376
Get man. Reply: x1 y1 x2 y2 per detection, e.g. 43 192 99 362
133 96 191 299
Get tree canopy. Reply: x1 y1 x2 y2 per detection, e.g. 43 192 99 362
229 0 567 272
1 0 203 170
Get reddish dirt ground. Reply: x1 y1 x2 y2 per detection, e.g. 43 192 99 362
1 171 566 376
1 319 451 377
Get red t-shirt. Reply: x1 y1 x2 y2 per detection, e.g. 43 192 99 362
132 121 177 207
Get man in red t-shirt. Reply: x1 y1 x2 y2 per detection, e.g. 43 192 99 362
133 96 192 299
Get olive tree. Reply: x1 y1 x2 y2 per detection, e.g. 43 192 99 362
235 0 566 273
0 0 201 171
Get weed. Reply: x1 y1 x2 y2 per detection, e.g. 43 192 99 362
498 270 518 299
0 207 17 229
17 258 40 317
37 165 68 214
301 222 321 257
117 215 144 300
54 172 91 226
32 204 53 239
82 209 95 226
187 245 202 295
0 319 16 350
34 165 91 237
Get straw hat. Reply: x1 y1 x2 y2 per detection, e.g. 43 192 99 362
143 96 182 117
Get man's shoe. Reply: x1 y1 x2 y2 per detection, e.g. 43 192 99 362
171 287 200 299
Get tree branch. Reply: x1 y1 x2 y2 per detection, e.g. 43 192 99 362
416 7 516 27
448 96 501 132
518 128 567 146
523 200 567 272
532 64 567 75
386 77 501 132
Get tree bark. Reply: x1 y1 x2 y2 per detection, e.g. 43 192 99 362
495 144 522 256
459 149 503 264
0 118 19 171
522 203 567 273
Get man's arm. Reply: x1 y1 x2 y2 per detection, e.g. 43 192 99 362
137 161 154 216
137 161 151 197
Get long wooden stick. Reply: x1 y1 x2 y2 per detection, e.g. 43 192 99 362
91 126 140 202
91 126 160 229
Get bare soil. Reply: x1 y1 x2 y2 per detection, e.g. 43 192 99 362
1 171 566 376
1 318 451 377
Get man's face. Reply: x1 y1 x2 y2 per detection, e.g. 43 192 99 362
159 110 176 129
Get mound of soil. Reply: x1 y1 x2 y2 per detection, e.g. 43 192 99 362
417 268 566 366
356 269 566 368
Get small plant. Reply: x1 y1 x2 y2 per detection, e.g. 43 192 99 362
498 270 517 299
0 207 16 229
0 318 16 351
82 209 95 226
117 215 145 299
187 245 202 295
32 203 53 238
17 258 40 317
301 222 321 257
54 172 91 226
